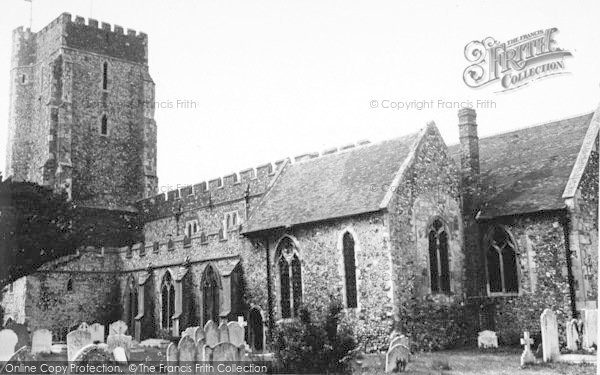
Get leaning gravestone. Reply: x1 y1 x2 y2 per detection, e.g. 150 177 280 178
211 342 242 362
385 344 409 373
67 329 93 361
6 322 29 351
0 329 19 361
218 322 229 343
477 330 498 349
178 335 196 362
90 323 105 343
109 321 128 335
582 309 597 349
228 321 245 347
566 319 579 351
32 329 52 354
204 321 219 348
540 309 559 362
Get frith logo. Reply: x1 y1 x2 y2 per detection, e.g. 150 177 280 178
463 28 572 92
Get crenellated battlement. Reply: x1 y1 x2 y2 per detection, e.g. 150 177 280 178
135 138 372 221
13 12 148 64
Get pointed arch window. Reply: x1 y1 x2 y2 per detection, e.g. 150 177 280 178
161 272 175 329
428 218 450 294
486 226 519 294
202 265 220 324
67 278 73 292
342 232 358 308
277 237 302 319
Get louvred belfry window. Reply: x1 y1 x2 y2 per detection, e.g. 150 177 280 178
277 237 302 319
428 219 450 294
487 226 519 294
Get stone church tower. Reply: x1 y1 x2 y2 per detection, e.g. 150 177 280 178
5 13 157 209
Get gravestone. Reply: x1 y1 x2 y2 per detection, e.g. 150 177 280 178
566 319 579 351
212 342 242 362
218 322 229 343
182 326 200 340
166 343 178 362
477 330 498 348
228 321 245 347
78 322 90 332
67 329 92 361
113 347 128 364
107 334 132 353
109 320 128 335
178 335 196 362
582 309 597 348
6 322 29 351
32 329 52 354
385 344 410 373
205 321 219 348
540 309 560 362
90 323 105 343
520 331 535 366
72 344 114 363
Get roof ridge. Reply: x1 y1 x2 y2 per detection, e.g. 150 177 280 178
448 110 595 146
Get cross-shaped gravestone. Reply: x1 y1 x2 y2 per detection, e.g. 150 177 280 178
237 316 247 329
520 331 535 366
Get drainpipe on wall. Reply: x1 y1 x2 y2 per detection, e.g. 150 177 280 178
560 210 578 318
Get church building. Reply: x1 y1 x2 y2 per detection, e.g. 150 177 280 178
2 13 598 352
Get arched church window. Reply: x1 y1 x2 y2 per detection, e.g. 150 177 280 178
342 232 358 308
486 226 519 294
428 218 450 294
276 236 302 319
161 272 175 329
202 265 221 324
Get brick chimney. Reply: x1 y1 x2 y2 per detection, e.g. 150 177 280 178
457 107 483 298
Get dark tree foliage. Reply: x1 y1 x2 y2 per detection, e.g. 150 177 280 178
273 297 358 373
0 178 76 287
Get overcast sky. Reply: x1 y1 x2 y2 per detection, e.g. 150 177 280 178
1 0 599 193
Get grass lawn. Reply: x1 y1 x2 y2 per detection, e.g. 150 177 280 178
352 349 596 375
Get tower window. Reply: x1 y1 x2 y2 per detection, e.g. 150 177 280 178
20 74 26 84
67 278 73 291
100 115 108 136
102 62 108 90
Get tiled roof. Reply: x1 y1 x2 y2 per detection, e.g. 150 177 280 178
449 113 594 218
243 132 420 233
